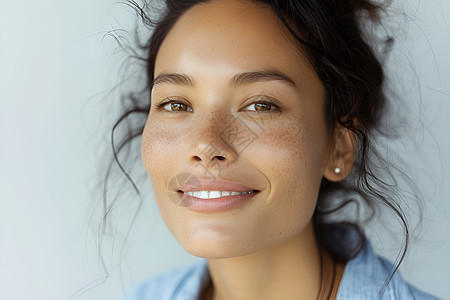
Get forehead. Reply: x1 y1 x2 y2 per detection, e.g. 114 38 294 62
155 0 313 78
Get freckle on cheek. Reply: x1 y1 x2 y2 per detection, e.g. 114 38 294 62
142 126 182 175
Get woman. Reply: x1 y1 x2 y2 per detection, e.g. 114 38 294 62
105 0 440 299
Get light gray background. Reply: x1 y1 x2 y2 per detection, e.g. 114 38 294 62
0 1 449 299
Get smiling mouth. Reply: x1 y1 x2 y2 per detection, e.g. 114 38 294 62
178 190 259 199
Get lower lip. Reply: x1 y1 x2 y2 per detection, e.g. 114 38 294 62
179 191 259 212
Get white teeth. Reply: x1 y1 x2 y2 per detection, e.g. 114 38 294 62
184 190 255 199
209 191 221 198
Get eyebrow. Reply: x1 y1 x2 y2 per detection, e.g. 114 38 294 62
152 69 296 88
152 73 195 87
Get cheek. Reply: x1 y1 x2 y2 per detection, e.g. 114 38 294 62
248 115 326 182
141 119 182 233
141 118 182 179
245 116 328 233
141 119 195 236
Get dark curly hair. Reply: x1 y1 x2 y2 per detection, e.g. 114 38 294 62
96 0 417 298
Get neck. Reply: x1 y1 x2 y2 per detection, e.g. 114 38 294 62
207 221 323 300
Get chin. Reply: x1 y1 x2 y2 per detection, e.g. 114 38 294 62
178 233 259 259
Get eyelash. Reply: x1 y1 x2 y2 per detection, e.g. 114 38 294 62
154 97 280 112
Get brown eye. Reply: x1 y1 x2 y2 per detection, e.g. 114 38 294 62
242 99 278 112
254 103 271 111
160 101 193 112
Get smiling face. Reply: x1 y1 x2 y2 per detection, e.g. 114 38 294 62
141 0 339 258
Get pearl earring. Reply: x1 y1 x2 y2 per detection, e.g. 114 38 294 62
334 167 341 174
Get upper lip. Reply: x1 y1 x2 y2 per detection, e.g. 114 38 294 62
178 178 259 193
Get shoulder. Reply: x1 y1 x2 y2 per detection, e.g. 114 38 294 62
337 238 440 300
120 259 209 300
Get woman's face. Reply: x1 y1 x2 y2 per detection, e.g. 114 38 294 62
141 0 335 258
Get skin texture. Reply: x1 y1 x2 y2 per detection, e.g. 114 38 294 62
140 0 355 299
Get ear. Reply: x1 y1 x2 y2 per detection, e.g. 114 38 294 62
323 125 356 182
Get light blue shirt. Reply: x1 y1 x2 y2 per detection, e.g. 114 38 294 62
121 227 440 300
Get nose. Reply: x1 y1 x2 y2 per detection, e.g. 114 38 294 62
186 113 238 172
